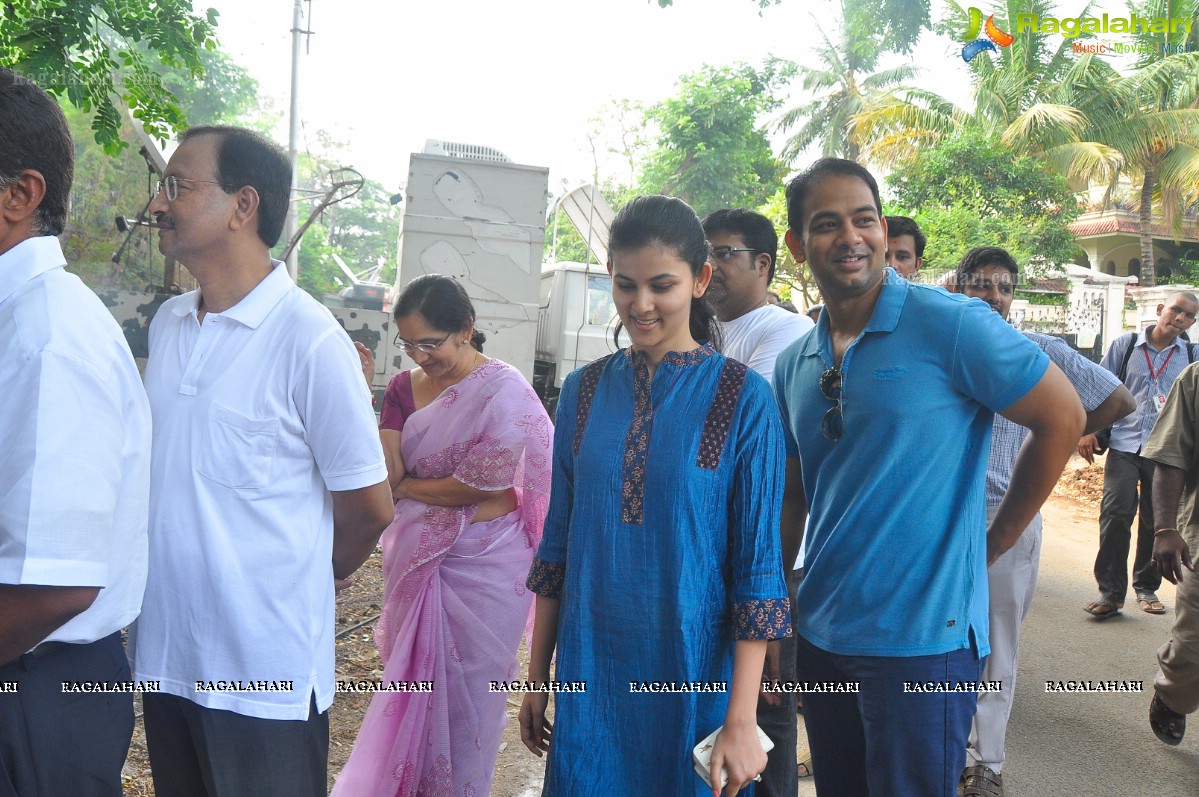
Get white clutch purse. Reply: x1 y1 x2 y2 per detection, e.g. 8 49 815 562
692 725 774 789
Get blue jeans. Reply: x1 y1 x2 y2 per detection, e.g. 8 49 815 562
796 633 985 797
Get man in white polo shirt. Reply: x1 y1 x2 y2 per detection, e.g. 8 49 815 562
702 208 813 384
0 69 151 795
130 125 394 796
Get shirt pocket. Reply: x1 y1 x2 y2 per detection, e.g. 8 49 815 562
197 402 279 489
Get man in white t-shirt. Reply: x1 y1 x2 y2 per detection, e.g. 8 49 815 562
130 126 394 797
701 207 812 797
702 208 813 385
0 68 152 797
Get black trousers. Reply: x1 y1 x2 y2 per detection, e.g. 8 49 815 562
142 692 328 797
757 567 800 797
1095 448 1162 601
0 631 134 797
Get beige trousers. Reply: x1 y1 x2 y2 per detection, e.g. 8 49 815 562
1156 568 1199 715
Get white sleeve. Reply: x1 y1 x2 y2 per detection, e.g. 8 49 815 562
292 326 388 492
0 348 125 586
744 313 815 385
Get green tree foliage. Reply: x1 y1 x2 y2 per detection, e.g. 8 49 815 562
159 47 275 130
545 209 595 265
852 0 931 53
889 129 1083 270
757 186 820 309
62 48 268 289
291 150 400 302
60 105 162 288
639 61 793 217
0 0 219 153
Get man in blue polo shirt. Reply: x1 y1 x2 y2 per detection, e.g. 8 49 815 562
772 158 1085 797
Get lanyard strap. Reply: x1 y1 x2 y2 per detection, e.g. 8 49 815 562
1144 345 1176 385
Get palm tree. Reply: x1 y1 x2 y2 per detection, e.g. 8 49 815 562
851 0 1101 167
1003 51 1199 286
1071 54 1199 286
1129 0 1199 67
775 1 920 165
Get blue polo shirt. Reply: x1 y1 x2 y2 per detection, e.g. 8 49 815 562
773 270 1049 658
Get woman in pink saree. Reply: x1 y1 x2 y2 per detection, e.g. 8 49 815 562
334 275 552 797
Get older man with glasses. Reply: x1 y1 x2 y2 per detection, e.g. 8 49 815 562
129 125 394 797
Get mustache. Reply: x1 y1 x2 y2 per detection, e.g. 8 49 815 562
115 214 170 231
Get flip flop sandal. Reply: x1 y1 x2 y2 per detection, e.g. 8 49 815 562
1150 692 1186 745
1083 600 1122 620
1137 592 1167 614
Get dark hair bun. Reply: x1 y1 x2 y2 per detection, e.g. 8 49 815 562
470 330 486 353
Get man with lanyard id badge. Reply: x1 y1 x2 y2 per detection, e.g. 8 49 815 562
1080 292 1199 620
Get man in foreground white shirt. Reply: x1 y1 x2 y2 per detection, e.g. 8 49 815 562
0 68 152 795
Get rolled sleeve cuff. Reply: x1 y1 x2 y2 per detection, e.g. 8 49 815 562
525 556 565 598
734 597 793 640
17 558 108 587
323 460 388 492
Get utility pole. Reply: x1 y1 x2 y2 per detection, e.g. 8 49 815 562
284 0 310 281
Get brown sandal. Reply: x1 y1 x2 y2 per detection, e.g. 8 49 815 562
1083 599 1122 620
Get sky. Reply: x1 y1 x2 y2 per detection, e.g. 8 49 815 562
200 0 1144 200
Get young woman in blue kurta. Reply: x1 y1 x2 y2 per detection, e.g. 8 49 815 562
518 195 792 797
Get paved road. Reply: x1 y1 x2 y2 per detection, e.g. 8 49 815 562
798 494 1199 796
499 493 1199 796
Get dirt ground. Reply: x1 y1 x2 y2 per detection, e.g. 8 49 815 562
120 546 547 797
121 460 1110 796
1052 457 1105 507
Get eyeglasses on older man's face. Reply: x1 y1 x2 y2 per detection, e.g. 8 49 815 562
154 175 234 201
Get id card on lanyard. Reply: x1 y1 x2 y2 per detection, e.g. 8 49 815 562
1145 346 1175 415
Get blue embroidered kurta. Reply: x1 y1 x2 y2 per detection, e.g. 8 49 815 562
527 345 791 796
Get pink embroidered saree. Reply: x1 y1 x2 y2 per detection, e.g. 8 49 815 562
332 359 551 797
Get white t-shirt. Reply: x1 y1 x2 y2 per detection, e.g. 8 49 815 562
130 262 387 720
0 236 151 646
717 303 814 384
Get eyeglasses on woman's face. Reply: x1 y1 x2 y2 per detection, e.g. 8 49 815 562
394 331 452 354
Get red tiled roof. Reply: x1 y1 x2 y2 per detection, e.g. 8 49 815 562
1024 278 1069 294
1070 217 1199 241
